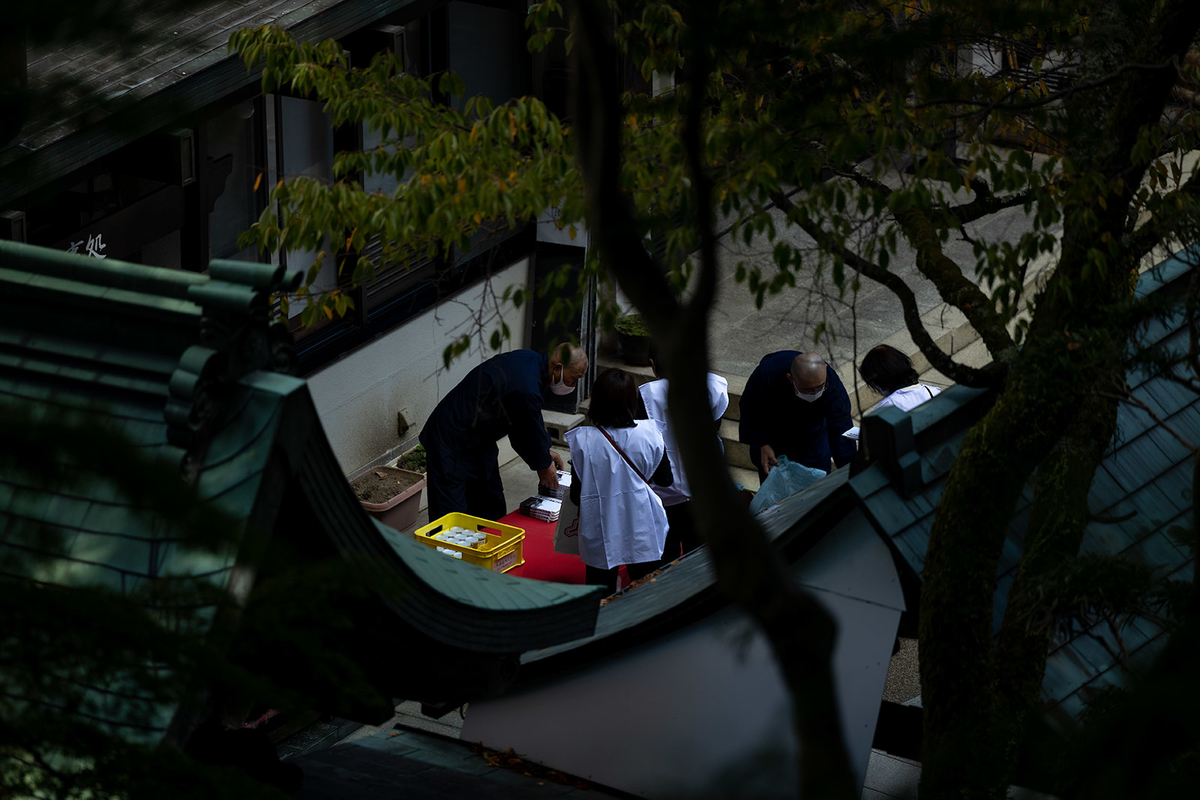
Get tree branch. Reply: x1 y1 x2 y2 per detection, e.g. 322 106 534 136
919 59 1178 119
570 3 857 797
1124 175 1200 266
889 203 1018 361
828 162 1017 362
949 183 1035 226
771 190 1003 387
836 157 1035 228
680 17 717 320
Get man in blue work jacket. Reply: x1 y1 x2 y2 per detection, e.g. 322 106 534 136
420 343 588 521
739 351 856 479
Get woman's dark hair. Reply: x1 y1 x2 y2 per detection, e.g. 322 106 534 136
589 368 638 428
648 340 665 375
859 344 919 396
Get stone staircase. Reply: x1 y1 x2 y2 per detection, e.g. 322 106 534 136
545 235 1185 499
587 354 764 491
586 303 999 495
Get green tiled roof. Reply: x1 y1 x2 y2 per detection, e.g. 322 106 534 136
849 245 1198 727
0 241 304 740
520 468 861 679
287 418 602 655
0 240 601 742
291 726 626 798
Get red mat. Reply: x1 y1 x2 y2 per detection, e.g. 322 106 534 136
499 511 587 585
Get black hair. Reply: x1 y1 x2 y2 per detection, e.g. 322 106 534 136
648 340 665 376
589 368 638 428
859 344 919 396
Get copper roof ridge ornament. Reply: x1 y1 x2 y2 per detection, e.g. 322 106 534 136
166 260 302 483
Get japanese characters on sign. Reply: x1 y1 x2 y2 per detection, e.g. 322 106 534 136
65 233 107 259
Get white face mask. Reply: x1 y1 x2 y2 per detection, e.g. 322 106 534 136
795 386 825 402
549 365 575 396
789 372 826 402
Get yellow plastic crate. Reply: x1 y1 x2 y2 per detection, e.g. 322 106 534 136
415 512 526 573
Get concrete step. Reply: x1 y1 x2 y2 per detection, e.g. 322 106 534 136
729 465 761 493
720 418 754 470
595 350 747 422
916 336 991 386
543 410 586 447
594 351 657 385
720 372 745 423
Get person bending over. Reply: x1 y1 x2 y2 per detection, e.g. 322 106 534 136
739 350 855 479
420 342 586 521
859 344 941 413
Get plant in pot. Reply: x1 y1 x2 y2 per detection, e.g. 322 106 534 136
615 313 650 366
395 444 427 474
351 445 427 532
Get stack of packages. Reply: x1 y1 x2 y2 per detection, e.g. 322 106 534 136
519 494 562 523
537 470 572 499
519 470 571 522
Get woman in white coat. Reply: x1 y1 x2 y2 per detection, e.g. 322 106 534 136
859 344 941 412
637 341 729 565
567 368 673 593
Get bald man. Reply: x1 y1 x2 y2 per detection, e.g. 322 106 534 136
738 351 856 479
420 343 588 521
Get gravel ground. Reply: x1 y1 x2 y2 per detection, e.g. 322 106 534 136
882 637 921 704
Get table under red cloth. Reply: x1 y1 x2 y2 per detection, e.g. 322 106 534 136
498 511 587 585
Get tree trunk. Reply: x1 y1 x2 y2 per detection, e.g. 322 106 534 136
918 2 1200 795
917 358 1083 799
669 312 857 800
567 1 858 796
991 391 1121 784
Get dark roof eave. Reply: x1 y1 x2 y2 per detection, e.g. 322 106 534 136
0 0 426 206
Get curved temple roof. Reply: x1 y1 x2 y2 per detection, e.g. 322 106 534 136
0 240 602 742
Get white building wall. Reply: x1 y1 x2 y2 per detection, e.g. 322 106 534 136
306 258 534 474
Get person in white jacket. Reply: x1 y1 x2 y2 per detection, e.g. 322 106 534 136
567 368 673 593
859 344 942 413
638 342 729 566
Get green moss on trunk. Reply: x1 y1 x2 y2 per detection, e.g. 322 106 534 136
992 390 1120 786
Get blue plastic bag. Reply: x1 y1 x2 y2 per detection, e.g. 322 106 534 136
748 455 826 516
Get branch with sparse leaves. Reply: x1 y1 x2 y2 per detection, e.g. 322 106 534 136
770 189 1003 387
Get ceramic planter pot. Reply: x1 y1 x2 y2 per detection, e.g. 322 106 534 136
617 331 650 366
615 314 650 366
351 466 427 531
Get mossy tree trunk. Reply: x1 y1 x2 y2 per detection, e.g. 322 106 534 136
990 392 1121 779
917 2 1200 796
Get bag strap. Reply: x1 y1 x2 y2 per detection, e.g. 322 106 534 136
925 384 933 399
596 426 652 486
